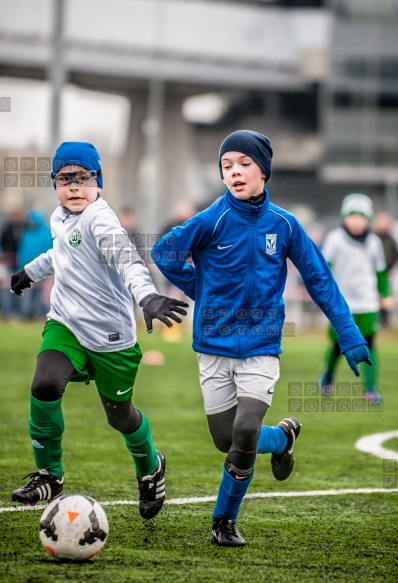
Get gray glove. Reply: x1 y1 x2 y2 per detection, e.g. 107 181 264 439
140 293 189 333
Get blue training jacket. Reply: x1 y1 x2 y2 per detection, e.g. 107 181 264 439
152 189 366 359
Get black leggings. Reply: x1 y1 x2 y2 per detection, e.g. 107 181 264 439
206 397 269 471
31 350 141 434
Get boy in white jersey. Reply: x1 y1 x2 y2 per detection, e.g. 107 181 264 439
320 193 392 403
10 142 188 518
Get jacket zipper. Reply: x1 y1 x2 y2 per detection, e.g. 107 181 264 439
239 206 259 358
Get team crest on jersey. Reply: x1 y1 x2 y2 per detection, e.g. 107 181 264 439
266 234 277 255
68 228 82 247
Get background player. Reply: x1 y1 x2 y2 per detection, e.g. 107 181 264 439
320 193 392 403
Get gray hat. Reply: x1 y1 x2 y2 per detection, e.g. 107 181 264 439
219 130 273 183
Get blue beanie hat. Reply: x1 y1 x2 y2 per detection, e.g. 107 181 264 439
219 130 273 183
52 142 103 188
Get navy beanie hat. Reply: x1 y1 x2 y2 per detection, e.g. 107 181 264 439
52 142 103 188
219 130 273 183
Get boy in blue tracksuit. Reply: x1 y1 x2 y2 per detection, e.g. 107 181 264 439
151 130 371 547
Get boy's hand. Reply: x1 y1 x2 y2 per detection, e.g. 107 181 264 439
140 293 189 333
10 269 33 296
380 296 394 311
343 345 373 377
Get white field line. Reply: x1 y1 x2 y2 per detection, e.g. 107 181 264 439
1 487 397 514
355 430 398 461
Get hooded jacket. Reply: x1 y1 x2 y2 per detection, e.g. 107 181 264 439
17 208 53 270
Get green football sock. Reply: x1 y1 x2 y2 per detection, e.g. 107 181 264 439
363 347 377 390
324 344 340 377
28 395 64 480
122 411 159 477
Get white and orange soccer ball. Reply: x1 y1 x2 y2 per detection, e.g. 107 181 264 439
39 494 109 561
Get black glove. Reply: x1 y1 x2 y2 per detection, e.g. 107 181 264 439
140 293 189 333
10 269 33 296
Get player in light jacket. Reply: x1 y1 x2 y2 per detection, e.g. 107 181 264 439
10 142 188 519
152 130 372 547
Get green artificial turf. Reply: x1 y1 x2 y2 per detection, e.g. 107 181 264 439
0 321 397 582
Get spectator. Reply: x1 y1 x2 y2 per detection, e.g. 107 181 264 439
118 206 146 262
160 200 197 237
119 206 138 234
158 200 197 340
373 211 398 327
17 208 53 319
0 209 26 319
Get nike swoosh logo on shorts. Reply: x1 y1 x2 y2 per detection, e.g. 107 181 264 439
116 387 132 396
218 244 233 250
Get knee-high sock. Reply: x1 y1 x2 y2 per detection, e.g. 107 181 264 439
28 395 64 480
212 464 254 522
257 425 287 455
363 346 377 390
122 411 158 477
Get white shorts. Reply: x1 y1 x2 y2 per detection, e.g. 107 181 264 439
197 353 280 415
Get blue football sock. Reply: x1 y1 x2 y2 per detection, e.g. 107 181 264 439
257 425 287 455
212 465 253 522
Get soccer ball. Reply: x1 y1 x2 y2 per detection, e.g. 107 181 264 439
39 494 109 561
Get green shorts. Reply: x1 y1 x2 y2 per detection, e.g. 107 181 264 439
328 312 378 342
39 319 142 402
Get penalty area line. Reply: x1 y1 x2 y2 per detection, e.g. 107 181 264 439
1 487 397 513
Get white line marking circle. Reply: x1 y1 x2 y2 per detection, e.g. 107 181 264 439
355 430 398 461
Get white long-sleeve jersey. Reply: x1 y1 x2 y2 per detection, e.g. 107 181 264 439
321 227 386 314
24 198 158 352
